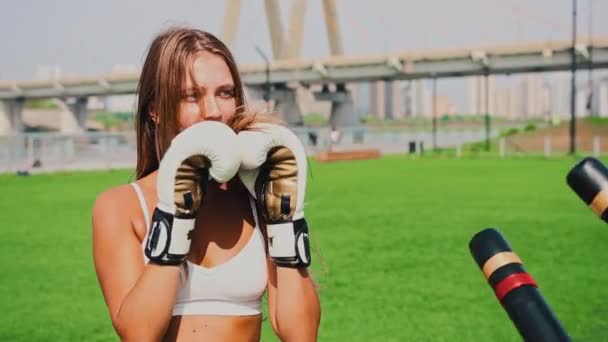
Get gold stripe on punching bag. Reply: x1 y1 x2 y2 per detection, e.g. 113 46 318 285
590 188 608 217
482 251 523 280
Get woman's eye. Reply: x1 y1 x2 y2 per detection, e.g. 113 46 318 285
184 93 198 102
219 89 235 98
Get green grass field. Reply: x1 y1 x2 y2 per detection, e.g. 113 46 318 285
2 156 608 341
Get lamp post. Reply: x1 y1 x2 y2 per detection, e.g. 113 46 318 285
587 0 593 116
485 71 491 152
432 76 437 151
255 46 271 111
570 0 577 155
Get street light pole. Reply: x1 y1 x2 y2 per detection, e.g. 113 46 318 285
255 46 271 112
587 0 593 116
570 0 577 155
485 72 491 152
432 76 437 151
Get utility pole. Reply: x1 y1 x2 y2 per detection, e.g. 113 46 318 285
432 76 437 151
587 0 593 116
485 72 491 151
570 0 577 155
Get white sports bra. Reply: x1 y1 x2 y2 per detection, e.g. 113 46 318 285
130 182 268 316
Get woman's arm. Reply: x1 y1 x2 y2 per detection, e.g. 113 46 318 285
267 259 321 342
92 187 181 341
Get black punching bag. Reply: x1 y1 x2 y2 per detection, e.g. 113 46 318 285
469 228 571 342
567 156 608 223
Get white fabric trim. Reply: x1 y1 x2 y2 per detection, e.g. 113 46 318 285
173 299 262 316
131 182 151 262
249 197 259 229
133 183 267 316
130 182 150 225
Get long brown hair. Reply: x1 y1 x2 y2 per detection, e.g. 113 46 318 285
135 26 281 179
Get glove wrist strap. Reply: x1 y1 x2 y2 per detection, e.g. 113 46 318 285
144 208 194 266
267 218 311 268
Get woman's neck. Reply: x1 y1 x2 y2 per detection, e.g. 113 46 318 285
207 177 247 198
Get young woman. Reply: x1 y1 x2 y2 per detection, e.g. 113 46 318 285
92 27 320 341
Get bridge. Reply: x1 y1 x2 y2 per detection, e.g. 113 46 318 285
1 0 607 134
2 37 607 99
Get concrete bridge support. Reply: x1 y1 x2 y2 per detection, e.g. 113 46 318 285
314 84 359 128
0 99 25 135
273 84 304 126
245 85 303 126
60 97 89 133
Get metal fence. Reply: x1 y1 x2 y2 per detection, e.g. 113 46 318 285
289 126 501 156
0 127 604 174
0 132 137 173
498 135 607 158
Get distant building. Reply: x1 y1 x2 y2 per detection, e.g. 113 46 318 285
507 86 522 120
353 82 370 118
590 77 608 117
547 74 599 121
403 80 431 117
469 75 496 115
471 74 563 120
391 81 405 119
494 87 511 118
368 81 384 119
549 76 570 120
598 80 608 117
495 74 549 119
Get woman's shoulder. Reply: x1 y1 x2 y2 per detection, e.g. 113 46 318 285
93 183 137 211
92 183 139 234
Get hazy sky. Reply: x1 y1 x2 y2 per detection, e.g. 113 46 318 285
1 0 606 110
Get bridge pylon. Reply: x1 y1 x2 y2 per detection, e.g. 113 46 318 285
60 97 89 133
0 99 25 135
220 0 359 127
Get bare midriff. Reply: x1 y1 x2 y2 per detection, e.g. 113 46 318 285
163 314 262 342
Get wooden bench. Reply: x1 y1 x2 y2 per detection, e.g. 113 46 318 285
315 149 381 162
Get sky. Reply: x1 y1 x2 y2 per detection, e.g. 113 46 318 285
1 0 606 111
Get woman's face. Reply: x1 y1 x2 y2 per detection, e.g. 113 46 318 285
178 51 237 130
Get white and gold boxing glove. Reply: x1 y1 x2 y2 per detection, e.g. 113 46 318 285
237 124 311 268
145 121 241 265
